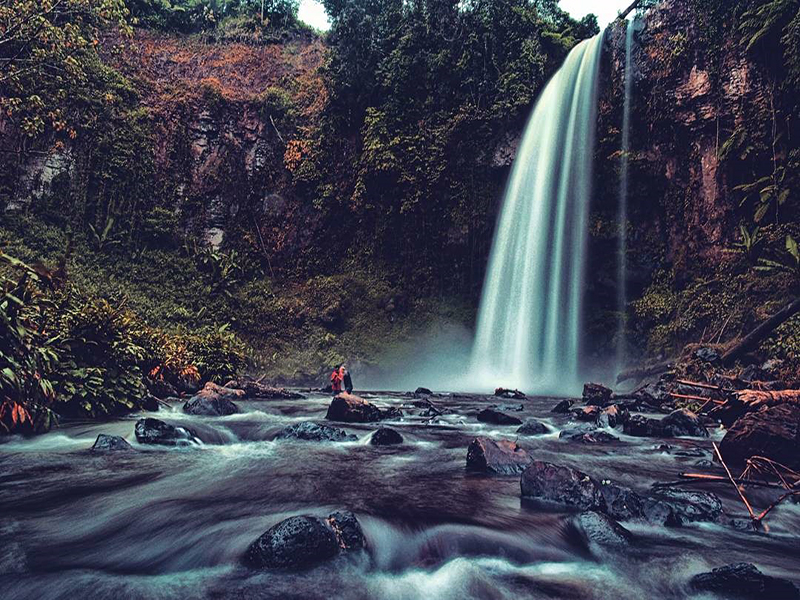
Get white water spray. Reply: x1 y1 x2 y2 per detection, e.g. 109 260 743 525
470 32 605 395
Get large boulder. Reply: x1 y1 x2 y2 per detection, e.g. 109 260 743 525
660 409 708 437
477 407 523 426
245 511 365 569
371 427 403 445
183 395 239 416
325 393 401 423
599 483 644 520
690 563 799 599
562 430 619 444
224 378 306 400
719 404 800 469
517 419 549 436
467 437 531 475
520 461 604 510
583 383 613 406
573 405 601 422
597 404 629 428
623 415 663 437
551 399 574 413
91 434 133 452
276 422 356 442
134 418 198 446
494 387 526 399
642 488 722 526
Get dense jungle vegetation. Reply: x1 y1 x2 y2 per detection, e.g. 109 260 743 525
2 0 800 432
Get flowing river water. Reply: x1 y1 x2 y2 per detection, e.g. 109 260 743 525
1 392 799 599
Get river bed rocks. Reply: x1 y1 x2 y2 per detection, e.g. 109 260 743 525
551 399 574 413
582 383 613 406
192 382 245 403
718 403 800 469
467 437 531 475
642 488 722 526
245 511 366 569
516 419 549 435
565 511 633 551
689 563 800 599
183 395 240 416
275 422 356 442
520 461 604 510
224 378 306 400
134 418 199 446
623 409 707 438
325 393 402 423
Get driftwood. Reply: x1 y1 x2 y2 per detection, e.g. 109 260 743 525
721 297 800 365
617 0 643 22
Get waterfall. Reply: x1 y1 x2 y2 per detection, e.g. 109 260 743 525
616 19 635 372
470 32 605 395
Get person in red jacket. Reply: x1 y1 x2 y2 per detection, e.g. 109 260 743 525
330 365 343 396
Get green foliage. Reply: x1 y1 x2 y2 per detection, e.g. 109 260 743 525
126 0 300 33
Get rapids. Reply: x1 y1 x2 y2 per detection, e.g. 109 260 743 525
1 392 799 599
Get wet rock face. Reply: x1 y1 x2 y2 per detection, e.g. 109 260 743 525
477 408 523 426
134 418 198 446
91 434 133 452
690 563 800 599
325 393 401 423
719 404 800 469
573 405 601 422
562 430 619 444
623 415 662 437
600 483 644 521
246 511 366 569
660 409 708 437
224 378 306 399
520 461 604 510
565 511 633 551
467 437 531 475
597 404 629 428
371 427 403 445
192 382 246 403
183 396 240 416
494 387 526 399
551 399 574 413
517 420 548 436
276 422 356 442
642 488 722 526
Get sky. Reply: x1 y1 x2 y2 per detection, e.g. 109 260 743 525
297 0 633 33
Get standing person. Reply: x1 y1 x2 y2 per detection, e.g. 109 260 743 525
330 364 343 396
341 364 353 394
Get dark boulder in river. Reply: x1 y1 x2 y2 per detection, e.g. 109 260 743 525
690 563 799 599
520 461 604 510
276 422 356 442
224 377 305 399
477 407 523 426
597 404 629 428
516 419 549 435
467 437 531 475
371 427 403 445
565 511 632 551
414 387 433 396
623 415 663 437
91 434 133 452
551 399 574 413
183 395 239 416
494 387 526 399
245 511 365 569
660 409 708 437
573 405 600 422
325 393 401 423
134 418 198 446
192 381 245 403
583 383 613 406
719 403 800 469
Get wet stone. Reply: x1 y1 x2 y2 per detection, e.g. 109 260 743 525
371 427 403 445
276 422 357 442
91 434 133 452
690 563 799 599
477 408 523 426
517 419 549 436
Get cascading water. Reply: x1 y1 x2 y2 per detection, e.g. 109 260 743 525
470 32 605 395
616 18 635 372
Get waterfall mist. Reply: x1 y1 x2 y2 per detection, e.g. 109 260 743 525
469 32 605 396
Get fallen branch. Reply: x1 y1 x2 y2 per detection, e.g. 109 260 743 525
755 491 800 522
722 297 800 365
616 360 673 384
668 392 725 404
713 442 756 520
675 379 723 392
616 0 643 21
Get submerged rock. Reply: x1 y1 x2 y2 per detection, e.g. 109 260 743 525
562 430 619 444
245 511 365 569
134 418 198 446
565 511 633 551
520 461 604 510
494 387 526 399
467 437 531 475
91 434 133 452
183 395 239 416
371 427 403 445
325 393 401 423
599 483 644 521
690 563 799 599
642 488 722 526
276 422 356 442
517 419 549 436
719 403 800 469
477 408 523 426
583 383 613 406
